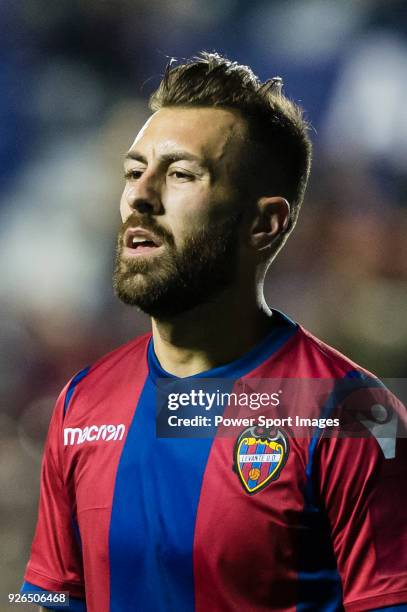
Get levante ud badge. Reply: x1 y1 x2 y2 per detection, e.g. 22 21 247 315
233 426 289 494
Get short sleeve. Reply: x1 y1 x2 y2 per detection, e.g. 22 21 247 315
22 381 86 609
314 387 407 612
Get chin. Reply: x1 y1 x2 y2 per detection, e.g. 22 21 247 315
114 276 204 318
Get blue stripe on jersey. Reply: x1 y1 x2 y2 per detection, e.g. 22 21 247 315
71 515 82 551
20 581 86 611
109 376 214 612
304 370 383 508
298 371 385 611
373 606 407 611
64 367 90 415
109 310 298 612
296 499 343 611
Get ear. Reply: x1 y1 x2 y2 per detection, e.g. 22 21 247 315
250 196 291 252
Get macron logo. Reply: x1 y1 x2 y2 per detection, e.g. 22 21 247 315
63 424 126 446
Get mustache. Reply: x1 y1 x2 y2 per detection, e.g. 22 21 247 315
118 214 174 245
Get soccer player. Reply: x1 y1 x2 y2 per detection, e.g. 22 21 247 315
22 52 407 611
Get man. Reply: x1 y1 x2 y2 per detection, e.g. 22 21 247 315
22 52 406 611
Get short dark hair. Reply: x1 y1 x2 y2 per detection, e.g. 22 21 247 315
150 52 312 247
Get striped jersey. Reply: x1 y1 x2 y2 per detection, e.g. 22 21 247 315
22 310 407 611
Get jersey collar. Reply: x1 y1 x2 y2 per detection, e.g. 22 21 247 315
147 309 298 384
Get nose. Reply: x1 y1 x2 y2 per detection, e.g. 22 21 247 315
122 172 163 218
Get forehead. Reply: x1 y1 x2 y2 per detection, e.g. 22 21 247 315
128 106 247 161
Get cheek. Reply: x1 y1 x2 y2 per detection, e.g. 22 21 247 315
168 186 236 246
163 187 209 242
166 213 196 248
119 189 130 222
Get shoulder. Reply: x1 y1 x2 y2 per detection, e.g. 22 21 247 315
289 323 375 379
60 332 152 417
84 332 151 377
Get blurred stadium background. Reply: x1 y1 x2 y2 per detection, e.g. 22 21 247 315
1 0 406 607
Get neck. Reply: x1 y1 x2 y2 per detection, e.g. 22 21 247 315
151 283 274 377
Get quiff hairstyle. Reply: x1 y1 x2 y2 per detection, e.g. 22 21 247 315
150 52 312 255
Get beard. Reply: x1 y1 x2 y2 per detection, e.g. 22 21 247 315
113 212 242 318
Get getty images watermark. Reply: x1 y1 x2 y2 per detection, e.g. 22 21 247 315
156 377 407 443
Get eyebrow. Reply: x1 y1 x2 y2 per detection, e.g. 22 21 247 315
124 150 211 170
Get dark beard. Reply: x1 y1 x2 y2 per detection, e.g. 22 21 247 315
113 213 242 318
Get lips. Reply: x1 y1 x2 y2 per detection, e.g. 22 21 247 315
122 227 164 257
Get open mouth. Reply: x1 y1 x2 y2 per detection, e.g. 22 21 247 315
123 227 164 256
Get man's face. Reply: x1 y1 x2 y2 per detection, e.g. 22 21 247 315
114 106 250 317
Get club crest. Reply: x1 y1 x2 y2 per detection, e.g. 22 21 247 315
233 426 289 494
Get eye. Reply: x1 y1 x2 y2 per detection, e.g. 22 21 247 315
124 168 144 180
167 169 194 181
